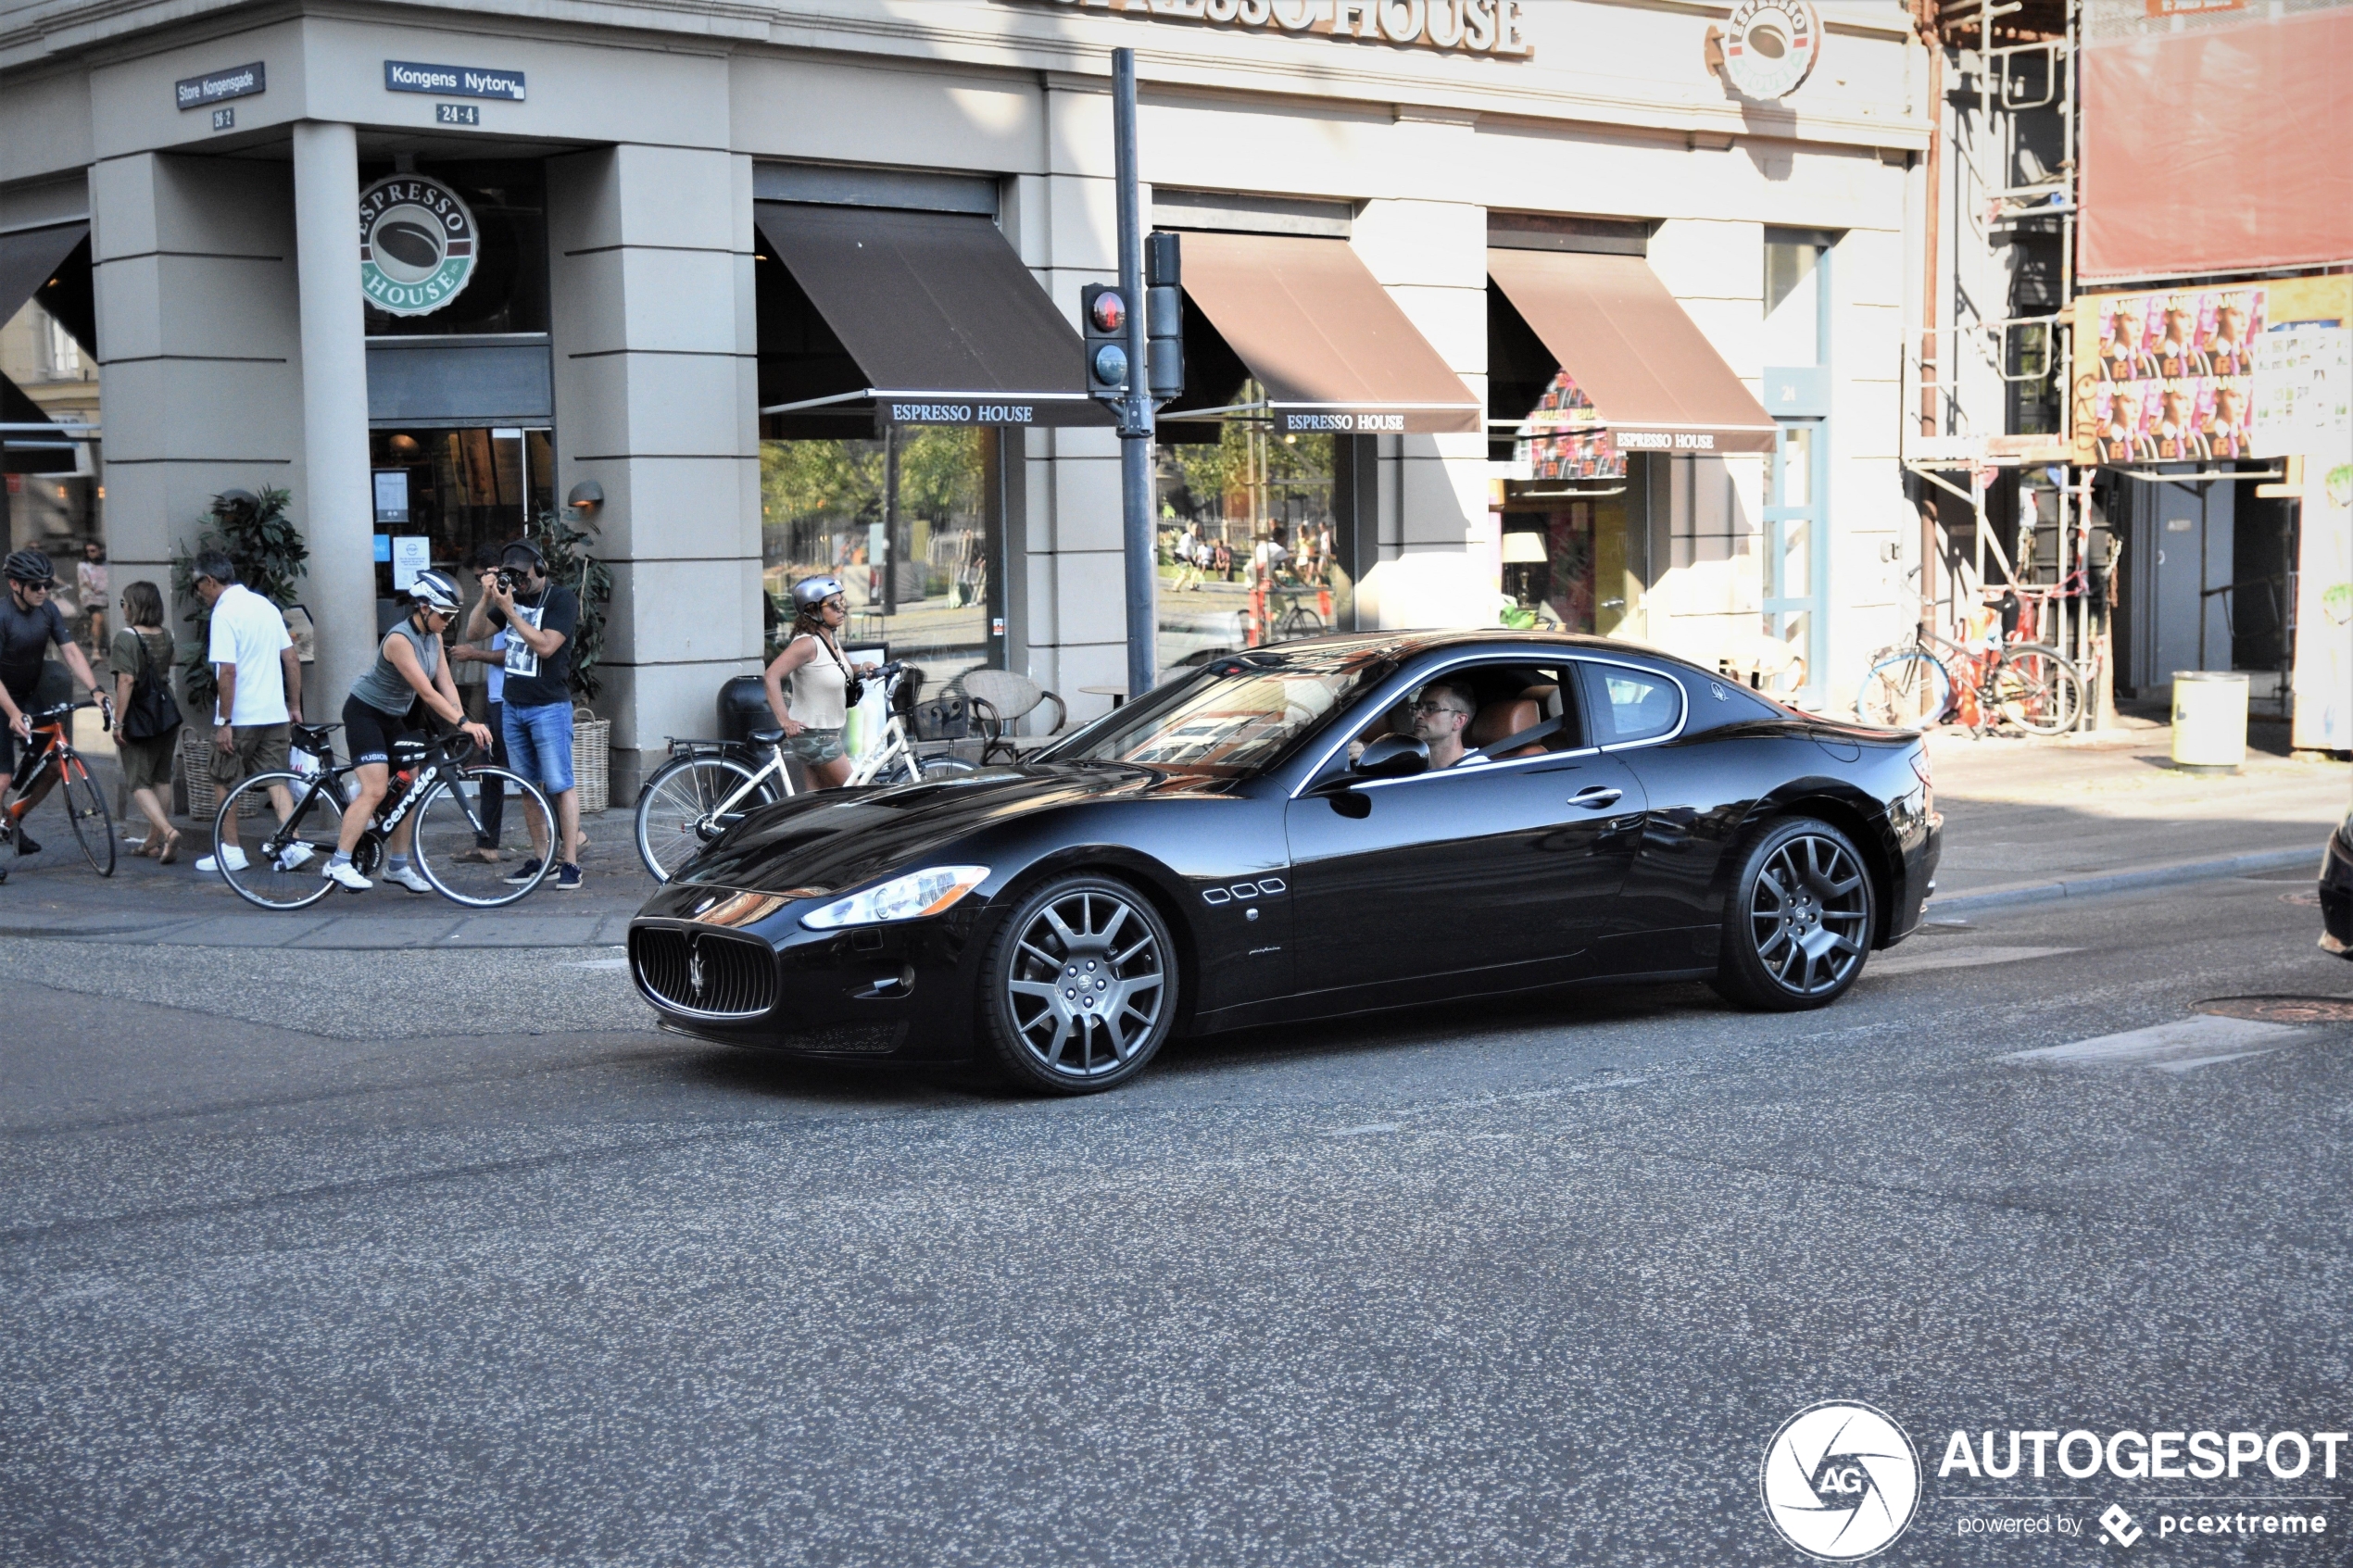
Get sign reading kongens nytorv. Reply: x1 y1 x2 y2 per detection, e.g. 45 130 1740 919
1006 0 1533 56
383 60 526 101
175 63 265 108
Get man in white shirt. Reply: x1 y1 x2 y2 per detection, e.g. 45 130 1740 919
189 551 306 874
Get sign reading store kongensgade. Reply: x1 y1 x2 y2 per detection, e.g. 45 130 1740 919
383 60 527 101
1003 0 1533 56
175 63 266 109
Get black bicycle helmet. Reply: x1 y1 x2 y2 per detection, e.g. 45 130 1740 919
409 568 463 614
4 548 56 586
791 575 847 615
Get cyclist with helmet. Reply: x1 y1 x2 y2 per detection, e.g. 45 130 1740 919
321 569 493 893
0 548 105 867
761 575 880 790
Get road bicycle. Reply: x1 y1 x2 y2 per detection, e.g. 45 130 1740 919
211 721 555 909
1 698 116 878
634 661 974 883
1857 627 2084 736
1269 584 1325 640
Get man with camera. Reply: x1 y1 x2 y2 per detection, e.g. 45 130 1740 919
465 540 584 890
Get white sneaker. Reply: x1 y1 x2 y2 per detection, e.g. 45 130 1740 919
386 864 433 895
321 859 371 891
275 841 316 872
196 847 249 873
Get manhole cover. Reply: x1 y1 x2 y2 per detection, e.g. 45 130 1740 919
2194 996 2353 1024
2283 891 2323 907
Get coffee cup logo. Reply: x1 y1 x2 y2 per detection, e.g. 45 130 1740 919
358 175 477 317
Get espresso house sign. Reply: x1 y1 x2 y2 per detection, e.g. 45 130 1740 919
1010 0 1535 56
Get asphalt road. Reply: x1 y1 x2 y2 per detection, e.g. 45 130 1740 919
6 870 2351 1566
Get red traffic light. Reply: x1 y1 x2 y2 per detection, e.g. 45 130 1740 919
1088 290 1127 333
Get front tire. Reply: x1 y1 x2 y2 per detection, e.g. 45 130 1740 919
978 875 1177 1094
59 753 114 876
413 769 555 906
213 771 335 910
1712 817 1874 1010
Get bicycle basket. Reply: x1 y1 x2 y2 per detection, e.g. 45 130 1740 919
912 691 969 742
889 666 925 718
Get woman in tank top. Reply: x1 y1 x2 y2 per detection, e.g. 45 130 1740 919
321 570 494 893
761 574 879 789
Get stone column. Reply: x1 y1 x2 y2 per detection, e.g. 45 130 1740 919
289 121 378 718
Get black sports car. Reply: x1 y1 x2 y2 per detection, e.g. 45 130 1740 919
629 632 1943 1093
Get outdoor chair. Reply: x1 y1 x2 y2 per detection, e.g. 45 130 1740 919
961 669 1072 764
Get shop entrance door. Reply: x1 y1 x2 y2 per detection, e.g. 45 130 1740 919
370 427 554 624
1765 420 1827 704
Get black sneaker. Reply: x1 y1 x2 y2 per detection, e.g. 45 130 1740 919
14 828 40 857
503 857 545 885
555 862 583 891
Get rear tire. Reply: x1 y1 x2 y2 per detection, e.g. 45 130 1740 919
1711 817 1874 1011
213 772 336 910
635 755 768 883
977 874 1177 1094
1994 644 2083 735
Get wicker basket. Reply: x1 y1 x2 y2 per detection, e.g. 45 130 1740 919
179 727 265 822
571 707 610 814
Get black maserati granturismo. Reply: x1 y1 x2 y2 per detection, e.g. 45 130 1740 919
629 631 1943 1093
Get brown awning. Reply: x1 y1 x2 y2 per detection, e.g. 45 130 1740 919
753 202 1111 429
1175 232 1481 436
1488 248 1778 455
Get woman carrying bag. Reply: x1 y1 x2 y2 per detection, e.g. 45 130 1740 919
761 575 878 791
109 579 182 863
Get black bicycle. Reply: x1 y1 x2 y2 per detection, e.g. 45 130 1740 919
212 721 554 909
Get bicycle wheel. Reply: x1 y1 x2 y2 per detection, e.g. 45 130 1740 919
1994 644 2085 736
1275 607 1324 639
1856 651 1951 729
57 752 114 876
412 769 554 907
635 755 767 883
214 771 338 910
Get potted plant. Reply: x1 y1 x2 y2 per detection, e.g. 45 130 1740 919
170 487 308 820
539 502 614 812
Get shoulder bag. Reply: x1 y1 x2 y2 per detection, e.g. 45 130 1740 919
123 630 182 741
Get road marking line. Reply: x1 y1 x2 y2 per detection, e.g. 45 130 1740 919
2001 1013 2310 1073
1868 944 2080 979
564 958 629 971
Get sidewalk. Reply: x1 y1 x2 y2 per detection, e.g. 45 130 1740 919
1925 722 2349 912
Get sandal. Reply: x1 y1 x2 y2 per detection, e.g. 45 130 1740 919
158 829 182 866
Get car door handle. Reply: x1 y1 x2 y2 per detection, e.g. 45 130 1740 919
1569 786 1623 809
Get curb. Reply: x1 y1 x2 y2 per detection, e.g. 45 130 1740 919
1930 847 2321 917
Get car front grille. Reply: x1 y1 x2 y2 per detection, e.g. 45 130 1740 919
631 926 778 1020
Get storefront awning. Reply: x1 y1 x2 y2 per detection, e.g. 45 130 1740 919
0 224 94 476
1488 248 1778 456
0 221 87 328
754 202 1111 429
1171 232 1482 435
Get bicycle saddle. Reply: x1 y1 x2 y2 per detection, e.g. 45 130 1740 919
749 727 786 746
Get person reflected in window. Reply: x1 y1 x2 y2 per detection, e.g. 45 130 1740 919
1409 680 1477 770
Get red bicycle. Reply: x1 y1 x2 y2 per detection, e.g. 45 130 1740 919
2 699 117 878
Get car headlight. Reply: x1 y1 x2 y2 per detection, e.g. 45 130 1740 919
801 866 991 930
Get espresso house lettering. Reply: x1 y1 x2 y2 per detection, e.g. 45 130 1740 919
1010 0 1534 57
889 403 1038 425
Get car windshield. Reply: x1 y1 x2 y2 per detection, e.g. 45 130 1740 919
1049 647 1396 776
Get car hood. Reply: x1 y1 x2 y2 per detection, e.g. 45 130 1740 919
669 762 1243 896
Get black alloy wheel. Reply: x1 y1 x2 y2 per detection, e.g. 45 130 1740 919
979 875 1176 1093
1713 817 1874 1010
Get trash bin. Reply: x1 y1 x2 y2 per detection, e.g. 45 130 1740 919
2171 671 2249 772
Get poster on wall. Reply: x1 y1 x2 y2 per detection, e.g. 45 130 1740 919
390 536 432 593
2083 286 2264 461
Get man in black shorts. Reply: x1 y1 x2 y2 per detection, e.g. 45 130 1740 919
0 549 105 877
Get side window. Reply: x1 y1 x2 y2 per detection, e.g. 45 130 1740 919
1579 662 1684 746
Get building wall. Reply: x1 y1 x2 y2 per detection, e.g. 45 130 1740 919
3 0 1930 765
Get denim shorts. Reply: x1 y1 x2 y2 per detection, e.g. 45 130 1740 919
503 701 576 795
786 727 845 767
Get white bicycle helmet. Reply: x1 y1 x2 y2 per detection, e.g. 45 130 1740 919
409 568 464 614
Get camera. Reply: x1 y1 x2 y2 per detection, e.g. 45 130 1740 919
496 568 525 593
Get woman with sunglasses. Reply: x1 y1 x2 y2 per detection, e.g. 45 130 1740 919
321 569 493 892
761 575 879 790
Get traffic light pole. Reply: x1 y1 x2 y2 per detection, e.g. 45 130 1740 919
1111 47 1157 704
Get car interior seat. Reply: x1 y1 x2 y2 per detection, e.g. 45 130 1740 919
1467 687 1550 758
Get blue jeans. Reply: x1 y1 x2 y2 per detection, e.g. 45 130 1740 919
502 701 575 797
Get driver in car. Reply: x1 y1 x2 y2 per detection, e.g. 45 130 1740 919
1409 681 1477 770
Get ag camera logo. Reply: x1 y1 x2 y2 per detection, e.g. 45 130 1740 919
1761 1401 1923 1561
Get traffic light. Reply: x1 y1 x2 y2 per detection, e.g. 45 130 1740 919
1145 232 1184 401
1082 282 1129 401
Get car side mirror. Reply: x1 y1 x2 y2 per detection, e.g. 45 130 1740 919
1353 734 1429 779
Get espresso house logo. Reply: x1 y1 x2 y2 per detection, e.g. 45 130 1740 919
1011 0 1534 58
358 175 478 317
1719 0 1823 100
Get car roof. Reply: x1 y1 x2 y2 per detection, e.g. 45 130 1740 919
1236 628 1702 676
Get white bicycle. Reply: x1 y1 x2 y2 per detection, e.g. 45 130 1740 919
634 661 975 882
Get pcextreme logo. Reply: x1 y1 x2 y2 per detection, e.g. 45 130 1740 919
1762 1401 1924 1561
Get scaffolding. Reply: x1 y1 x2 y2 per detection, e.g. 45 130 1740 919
1901 0 2105 719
